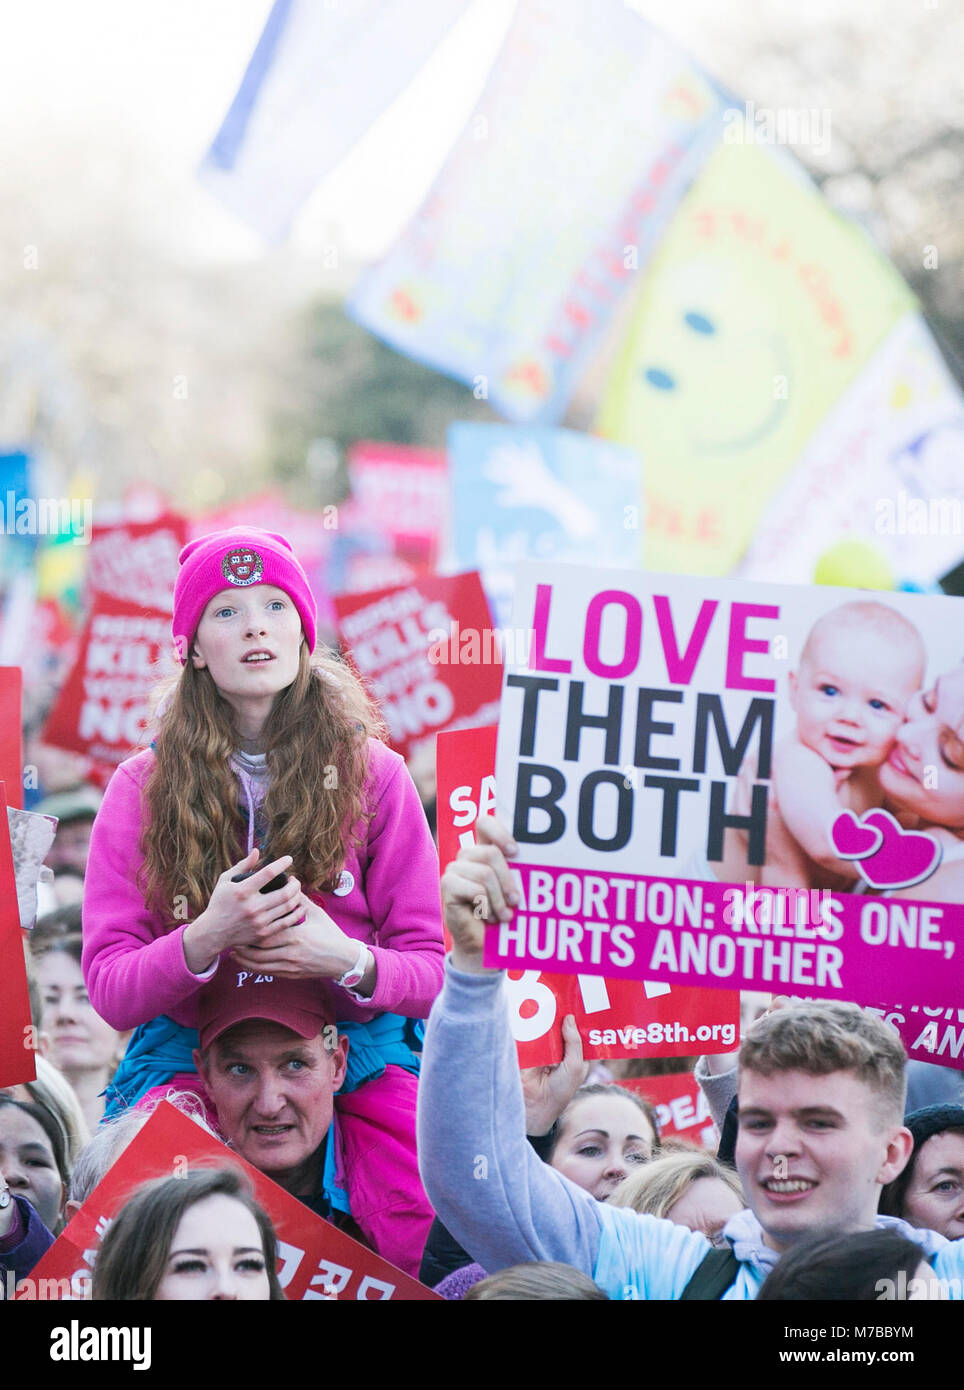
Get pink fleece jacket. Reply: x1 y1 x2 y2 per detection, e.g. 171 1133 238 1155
82 739 444 1032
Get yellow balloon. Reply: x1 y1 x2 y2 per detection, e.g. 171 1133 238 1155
36 544 85 599
813 540 895 591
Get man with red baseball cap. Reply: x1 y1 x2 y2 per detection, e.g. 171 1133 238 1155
192 968 433 1276
194 969 348 1212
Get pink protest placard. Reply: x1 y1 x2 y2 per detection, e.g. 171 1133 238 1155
483 864 964 1010
344 441 447 571
777 995 964 1072
491 562 964 1006
854 1002 964 1071
0 781 35 1088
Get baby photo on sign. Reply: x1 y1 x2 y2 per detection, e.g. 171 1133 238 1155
497 562 964 907
711 596 963 903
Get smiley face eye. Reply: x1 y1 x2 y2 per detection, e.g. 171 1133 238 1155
644 367 676 391
684 310 716 335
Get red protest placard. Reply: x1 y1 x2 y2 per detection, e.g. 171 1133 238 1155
87 513 188 614
436 724 498 871
0 668 23 809
18 600 79 716
621 1073 719 1150
435 727 740 1067
344 441 447 570
335 572 503 762
40 594 170 766
0 780 35 1088
17 1100 439 1301
506 970 739 1068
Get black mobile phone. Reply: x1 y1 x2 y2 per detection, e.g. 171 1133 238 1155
231 868 288 894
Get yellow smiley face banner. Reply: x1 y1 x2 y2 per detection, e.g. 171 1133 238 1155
597 136 916 576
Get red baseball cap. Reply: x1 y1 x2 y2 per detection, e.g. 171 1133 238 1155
197 964 339 1052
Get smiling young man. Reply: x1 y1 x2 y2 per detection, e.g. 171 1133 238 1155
192 970 433 1276
723 1008 917 1266
418 816 964 1299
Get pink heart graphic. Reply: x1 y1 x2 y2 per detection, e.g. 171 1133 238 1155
830 810 883 860
857 810 943 891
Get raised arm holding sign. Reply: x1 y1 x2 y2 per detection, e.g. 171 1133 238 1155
420 817 964 1300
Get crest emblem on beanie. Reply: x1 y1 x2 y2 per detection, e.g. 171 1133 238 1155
222 547 264 586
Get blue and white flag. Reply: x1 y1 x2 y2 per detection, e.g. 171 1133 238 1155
199 0 474 243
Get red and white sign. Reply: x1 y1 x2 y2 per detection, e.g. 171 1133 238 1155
87 513 189 614
621 1073 719 1150
0 668 23 810
0 780 35 1088
17 1101 438 1301
436 724 498 872
335 572 502 762
505 970 739 1068
344 441 448 570
193 492 336 574
40 594 170 766
436 725 740 1067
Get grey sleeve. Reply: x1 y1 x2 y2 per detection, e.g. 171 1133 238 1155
694 1055 738 1130
417 960 604 1276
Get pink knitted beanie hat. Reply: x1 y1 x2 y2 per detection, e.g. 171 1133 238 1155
172 528 317 663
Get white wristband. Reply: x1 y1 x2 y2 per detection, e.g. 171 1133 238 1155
335 939 371 990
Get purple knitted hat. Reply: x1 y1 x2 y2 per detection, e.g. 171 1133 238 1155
172 528 317 664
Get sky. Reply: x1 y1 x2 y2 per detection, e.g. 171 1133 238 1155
0 0 901 268
0 0 512 263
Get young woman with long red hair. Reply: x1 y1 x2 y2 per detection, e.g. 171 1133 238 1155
81 529 443 1273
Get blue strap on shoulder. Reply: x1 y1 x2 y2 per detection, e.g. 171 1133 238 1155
336 1013 424 1093
323 1015 424 1213
102 1016 200 1120
322 1114 351 1216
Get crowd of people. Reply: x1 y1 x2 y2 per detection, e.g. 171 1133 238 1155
2 526 963 1304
